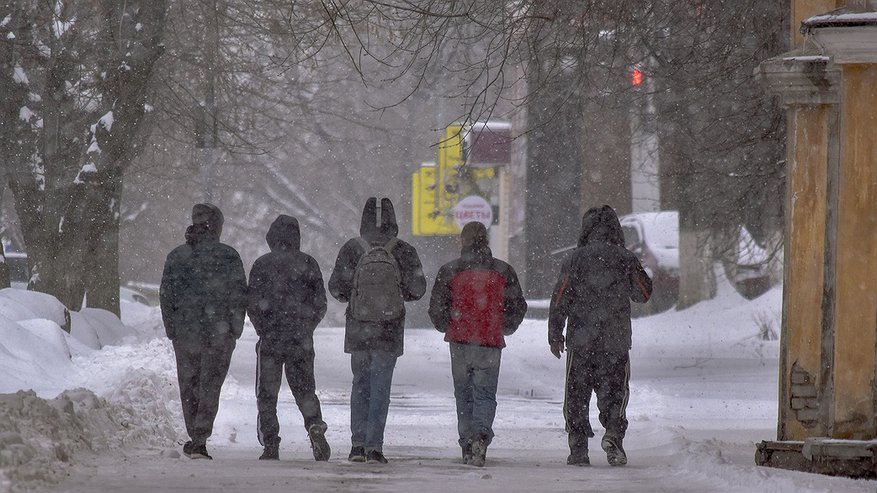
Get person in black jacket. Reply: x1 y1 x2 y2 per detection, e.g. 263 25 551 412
429 222 527 467
548 205 652 467
248 215 330 462
328 197 426 464
160 203 248 460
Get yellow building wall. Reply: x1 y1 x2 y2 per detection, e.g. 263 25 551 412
831 65 877 438
781 106 829 440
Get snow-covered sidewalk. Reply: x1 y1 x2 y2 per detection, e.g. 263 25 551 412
2 282 876 492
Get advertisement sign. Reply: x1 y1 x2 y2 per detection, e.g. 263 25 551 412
453 195 493 229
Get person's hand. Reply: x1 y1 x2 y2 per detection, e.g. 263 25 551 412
550 339 565 359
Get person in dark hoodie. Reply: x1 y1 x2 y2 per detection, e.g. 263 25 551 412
428 222 527 467
248 215 330 462
328 197 426 464
160 203 248 460
548 205 652 467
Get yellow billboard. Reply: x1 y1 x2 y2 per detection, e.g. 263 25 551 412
412 125 498 236
412 166 459 236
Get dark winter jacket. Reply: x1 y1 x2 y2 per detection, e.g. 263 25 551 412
548 205 653 353
247 215 327 346
428 237 527 349
328 197 426 356
160 204 248 345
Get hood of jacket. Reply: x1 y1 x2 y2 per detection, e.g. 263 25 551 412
187 203 223 244
578 205 625 248
266 214 301 252
360 197 398 244
185 222 218 245
460 221 491 258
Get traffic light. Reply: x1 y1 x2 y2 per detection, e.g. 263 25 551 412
632 67 644 86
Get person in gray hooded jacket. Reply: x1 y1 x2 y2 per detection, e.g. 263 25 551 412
328 197 426 464
248 215 330 462
160 203 248 460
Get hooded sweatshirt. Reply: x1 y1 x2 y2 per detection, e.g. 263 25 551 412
548 205 653 353
247 215 327 344
160 203 248 344
328 197 426 356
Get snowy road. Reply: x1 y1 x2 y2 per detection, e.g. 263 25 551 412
43 306 876 492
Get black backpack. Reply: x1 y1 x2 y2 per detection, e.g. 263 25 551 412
349 238 404 321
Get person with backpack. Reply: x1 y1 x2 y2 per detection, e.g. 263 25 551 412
247 215 330 462
328 197 426 464
548 205 652 467
428 222 527 467
160 203 248 460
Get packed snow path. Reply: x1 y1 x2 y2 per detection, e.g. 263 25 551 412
44 291 876 492
2 283 871 492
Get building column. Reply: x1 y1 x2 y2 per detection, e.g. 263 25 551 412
758 56 840 441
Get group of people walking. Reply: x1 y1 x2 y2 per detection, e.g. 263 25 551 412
159 198 652 468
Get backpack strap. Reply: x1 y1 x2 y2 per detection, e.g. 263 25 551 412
356 237 371 254
383 238 400 253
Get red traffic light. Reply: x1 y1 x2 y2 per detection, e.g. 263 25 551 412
632 68 644 86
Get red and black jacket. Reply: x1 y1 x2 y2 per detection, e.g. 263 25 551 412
429 245 527 348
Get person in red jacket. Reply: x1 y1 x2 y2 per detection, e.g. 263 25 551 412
428 222 527 467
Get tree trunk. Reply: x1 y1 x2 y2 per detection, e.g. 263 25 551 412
677 222 716 310
3 0 166 317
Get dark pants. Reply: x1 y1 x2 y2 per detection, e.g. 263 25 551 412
173 337 236 447
563 349 630 454
256 338 326 446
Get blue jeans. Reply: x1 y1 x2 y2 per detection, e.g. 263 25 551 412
350 350 398 452
450 342 501 448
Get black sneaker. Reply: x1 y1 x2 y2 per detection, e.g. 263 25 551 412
348 446 366 462
461 443 472 464
601 436 627 466
190 444 213 460
182 441 194 458
309 424 331 462
567 452 590 466
366 450 388 464
259 442 279 460
469 436 487 467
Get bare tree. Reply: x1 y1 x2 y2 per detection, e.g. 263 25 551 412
2 0 167 315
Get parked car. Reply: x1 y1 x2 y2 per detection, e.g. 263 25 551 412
119 286 152 306
3 252 151 306
619 211 680 316
620 210 774 316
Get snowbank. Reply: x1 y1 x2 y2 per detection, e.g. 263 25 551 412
0 289 176 492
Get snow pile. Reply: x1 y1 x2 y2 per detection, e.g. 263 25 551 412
0 386 176 491
69 308 141 349
0 289 177 491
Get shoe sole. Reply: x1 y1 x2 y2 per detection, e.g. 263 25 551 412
348 455 366 463
309 428 331 462
601 438 627 466
190 454 213 460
